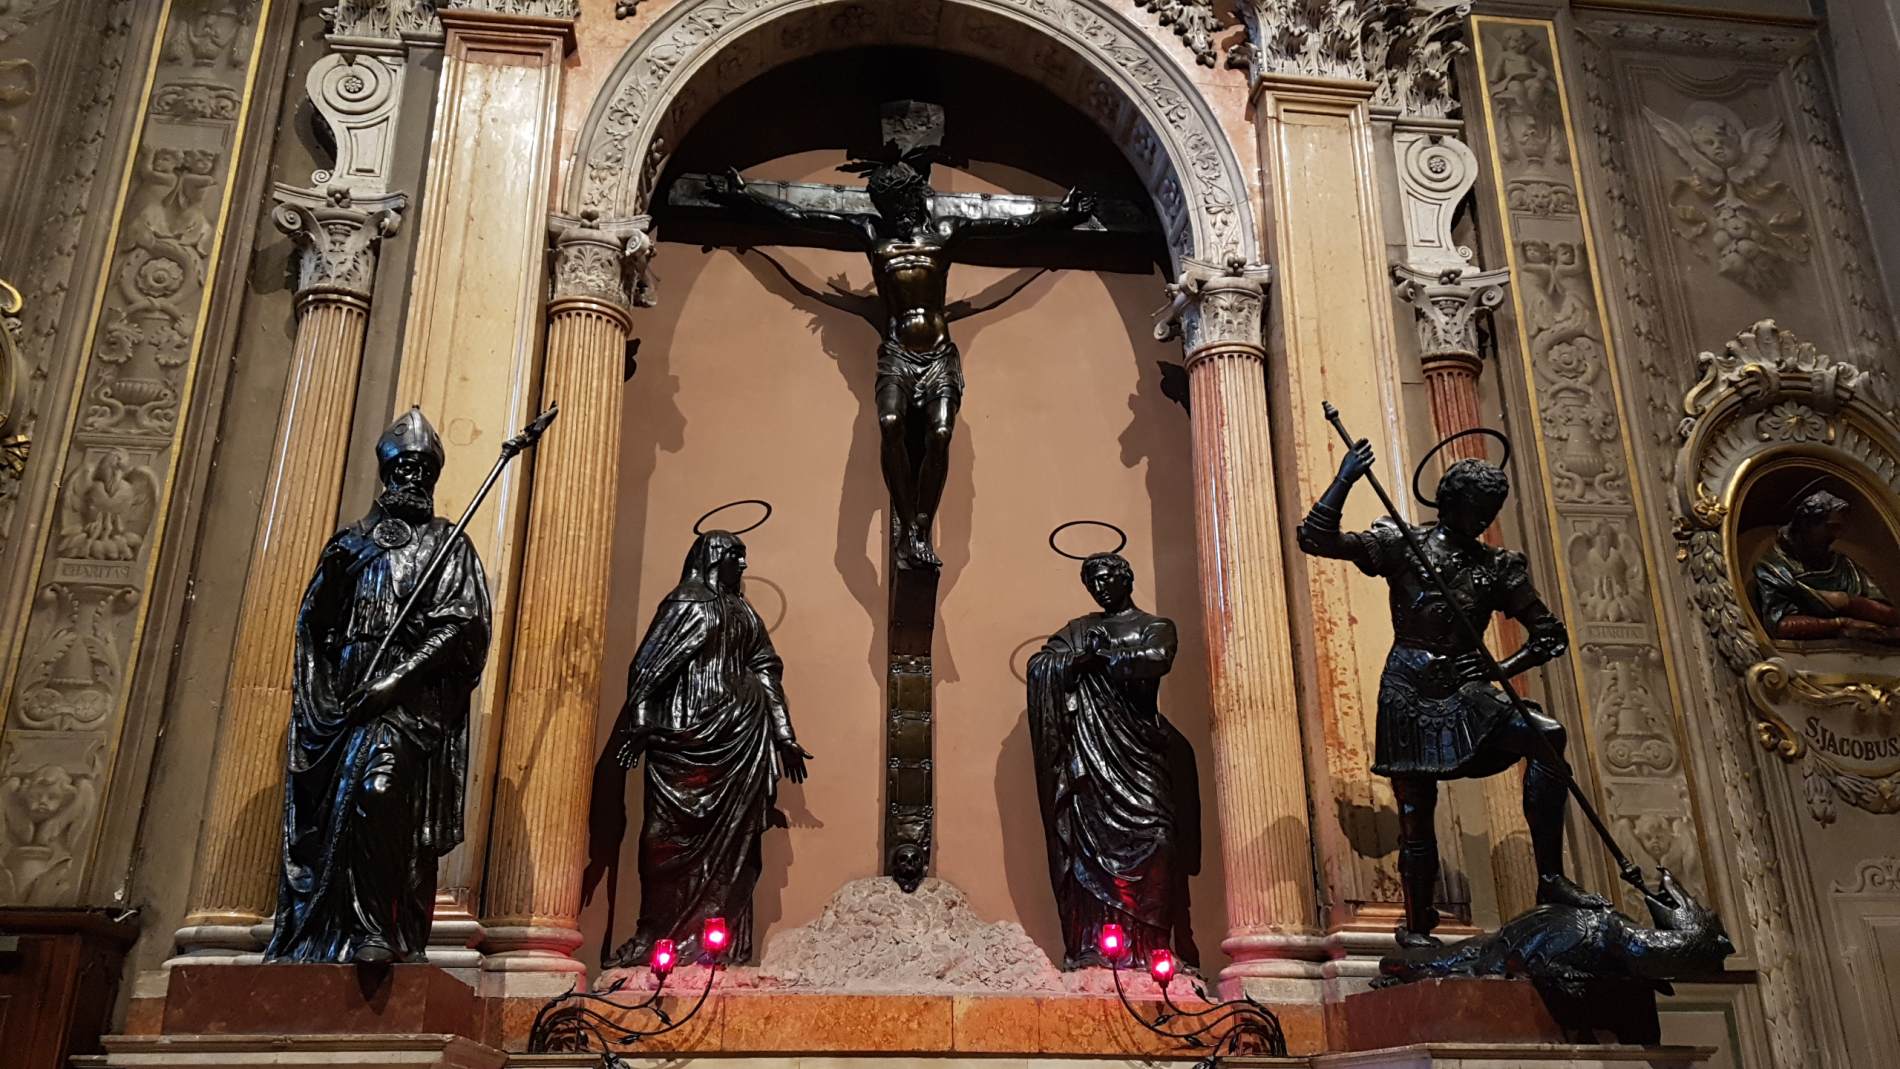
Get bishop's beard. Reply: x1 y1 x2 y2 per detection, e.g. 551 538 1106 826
378 484 434 522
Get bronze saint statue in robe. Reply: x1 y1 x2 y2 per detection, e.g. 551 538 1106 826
606 530 811 966
265 408 491 964
1028 552 1199 970
710 103 1094 570
1751 488 1900 645
1298 447 1608 948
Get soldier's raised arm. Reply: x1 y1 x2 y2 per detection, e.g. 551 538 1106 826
1297 438 1397 574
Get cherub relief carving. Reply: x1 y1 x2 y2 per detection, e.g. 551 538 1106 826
1568 518 1647 624
1520 240 1603 380
57 449 158 561
1613 808 1701 892
0 58 37 149
1644 101 1810 295
1489 28 1569 170
0 759 98 904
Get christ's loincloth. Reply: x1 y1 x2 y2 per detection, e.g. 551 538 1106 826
877 337 964 410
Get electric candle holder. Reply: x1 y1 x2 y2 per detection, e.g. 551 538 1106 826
526 917 730 1061
1100 925 1289 1065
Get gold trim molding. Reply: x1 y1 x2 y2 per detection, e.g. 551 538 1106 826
1672 319 1900 823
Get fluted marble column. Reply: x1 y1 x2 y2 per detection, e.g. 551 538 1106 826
1164 260 1324 997
478 214 648 986
174 188 404 958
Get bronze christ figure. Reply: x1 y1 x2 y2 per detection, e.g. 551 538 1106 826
711 113 1094 569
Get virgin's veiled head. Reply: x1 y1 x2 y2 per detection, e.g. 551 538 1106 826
682 530 748 596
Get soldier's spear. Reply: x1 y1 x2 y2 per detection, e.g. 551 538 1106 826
1320 401 1651 899
363 404 560 682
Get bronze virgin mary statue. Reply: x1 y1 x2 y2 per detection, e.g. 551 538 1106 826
605 528 812 966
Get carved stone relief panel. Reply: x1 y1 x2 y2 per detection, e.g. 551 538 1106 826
0 0 67 198
321 0 577 41
0 0 142 692
571 0 1259 269
0 0 268 907
1472 17 1712 916
1830 858 1900 1068
1576 19 1900 487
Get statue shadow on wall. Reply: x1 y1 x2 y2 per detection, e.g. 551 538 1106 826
999 633 1203 968
1734 460 1900 656
580 570 819 965
717 245 1055 695
983 264 1214 966
577 256 698 966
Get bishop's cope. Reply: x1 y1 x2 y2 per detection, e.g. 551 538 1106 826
265 408 492 966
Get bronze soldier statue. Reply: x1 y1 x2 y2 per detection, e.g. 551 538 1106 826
711 105 1095 569
1298 440 1609 948
266 408 492 964
605 525 812 966
1027 540 1199 970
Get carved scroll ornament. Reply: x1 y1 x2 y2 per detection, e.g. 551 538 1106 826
1673 320 1900 824
0 277 25 482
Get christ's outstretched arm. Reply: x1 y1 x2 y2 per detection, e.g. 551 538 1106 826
710 167 876 246
950 187 1097 243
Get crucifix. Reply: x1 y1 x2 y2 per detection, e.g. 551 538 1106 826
696 101 1108 891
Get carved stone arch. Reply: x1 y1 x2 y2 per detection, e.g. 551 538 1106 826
566 0 1259 274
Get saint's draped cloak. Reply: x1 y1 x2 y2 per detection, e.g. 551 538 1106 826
266 514 489 963
612 575 793 966
1752 537 1890 634
1028 610 1199 969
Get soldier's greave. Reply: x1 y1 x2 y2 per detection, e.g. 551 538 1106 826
1394 777 1441 935
1524 758 1569 879
1397 838 1440 934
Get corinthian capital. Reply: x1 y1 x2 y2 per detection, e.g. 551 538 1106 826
1228 0 1470 117
1156 257 1274 362
272 184 406 306
1392 263 1507 371
548 212 655 315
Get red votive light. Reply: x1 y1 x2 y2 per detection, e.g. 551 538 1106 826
1148 948 1176 985
649 939 676 976
702 916 730 957
1098 923 1126 961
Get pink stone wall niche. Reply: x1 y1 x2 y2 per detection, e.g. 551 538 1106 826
581 151 1224 979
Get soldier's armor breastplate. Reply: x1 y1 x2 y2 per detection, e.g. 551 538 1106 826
1388 532 1509 653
